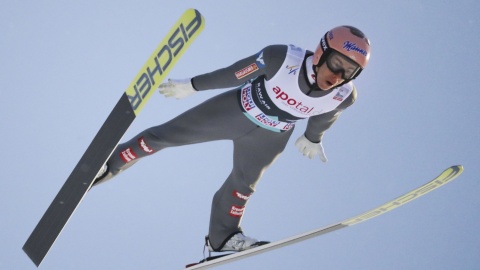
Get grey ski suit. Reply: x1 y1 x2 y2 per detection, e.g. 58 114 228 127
95 44 356 250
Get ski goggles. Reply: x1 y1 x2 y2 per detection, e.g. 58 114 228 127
325 51 362 80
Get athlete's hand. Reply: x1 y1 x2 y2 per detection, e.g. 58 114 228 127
294 134 328 162
159 78 197 99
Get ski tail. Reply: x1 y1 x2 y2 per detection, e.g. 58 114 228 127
185 165 464 269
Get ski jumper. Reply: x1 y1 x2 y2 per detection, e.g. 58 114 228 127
95 44 357 250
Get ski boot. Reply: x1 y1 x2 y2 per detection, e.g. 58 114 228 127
207 232 269 252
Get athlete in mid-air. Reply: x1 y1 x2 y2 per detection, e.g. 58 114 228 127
94 25 371 253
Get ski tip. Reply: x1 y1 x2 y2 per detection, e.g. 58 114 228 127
437 165 464 183
450 165 464 174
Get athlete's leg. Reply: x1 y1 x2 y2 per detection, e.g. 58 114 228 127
94 89 255 185
208 127 294 250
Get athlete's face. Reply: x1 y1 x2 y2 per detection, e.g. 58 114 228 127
314 51 362 90
315 63 345 90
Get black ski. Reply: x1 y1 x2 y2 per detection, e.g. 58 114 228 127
23 9 205 267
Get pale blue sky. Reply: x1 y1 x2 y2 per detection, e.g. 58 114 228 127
2 1 479 269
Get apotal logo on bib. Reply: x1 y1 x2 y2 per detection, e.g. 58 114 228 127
272 86 316 114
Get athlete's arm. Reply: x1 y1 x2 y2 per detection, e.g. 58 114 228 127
304 87 357 143
191 45 287 91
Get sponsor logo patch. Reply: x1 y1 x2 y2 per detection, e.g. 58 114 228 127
229 205 245 217
241 86 256 111
254 82 271 110
282 122 295 131
256 51 265 67
138 136 154 154
120 147 137 163
233 190 251 201
321 37 328 51
272 86 316 114
235 63 259 79
255 113 280 127
333 88 348 101
343 41 368 56
286 65 299 75
333 93 344 101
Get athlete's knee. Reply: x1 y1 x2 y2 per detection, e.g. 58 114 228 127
140 126 180 149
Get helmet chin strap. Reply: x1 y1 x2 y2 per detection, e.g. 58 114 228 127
306 55 333 92
305 56 317 85
305 55 324 95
